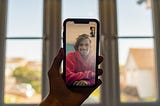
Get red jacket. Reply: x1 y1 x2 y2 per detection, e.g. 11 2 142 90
66 51 96 85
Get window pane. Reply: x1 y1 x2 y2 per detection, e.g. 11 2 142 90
4 40 42 104
7 0 43 37
62 0 100 104
117 0 153 36
118 38 158 102
62 0 99 21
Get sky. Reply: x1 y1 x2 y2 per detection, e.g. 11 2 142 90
6 0 153 65
117 0 153 65
6 0 43 61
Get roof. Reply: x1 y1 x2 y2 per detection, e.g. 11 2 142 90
129 48 155 69
6 57 25 63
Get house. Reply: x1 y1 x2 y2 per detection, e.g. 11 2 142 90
25 61 42 71
124 48 156 98
120 66 126 90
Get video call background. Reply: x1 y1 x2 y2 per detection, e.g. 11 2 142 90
66 21 97 54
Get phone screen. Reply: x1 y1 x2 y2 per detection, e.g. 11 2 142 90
63 19 99 87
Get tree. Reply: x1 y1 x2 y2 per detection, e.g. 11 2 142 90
12 66 41 93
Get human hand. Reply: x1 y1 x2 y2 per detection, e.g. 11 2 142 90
73 80 88 86
39 48 103 106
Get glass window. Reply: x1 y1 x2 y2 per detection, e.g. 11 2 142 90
4 0 43 104
117 0 153 36
7 0 43 37
117 0 158 102
62 0 99 21
5 40 42 104
118 39 157 102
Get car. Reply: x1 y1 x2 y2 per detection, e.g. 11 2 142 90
7 83 35 98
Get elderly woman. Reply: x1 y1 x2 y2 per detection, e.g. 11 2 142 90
66 34 96 86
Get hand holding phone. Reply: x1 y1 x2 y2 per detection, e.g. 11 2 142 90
63 18 100 87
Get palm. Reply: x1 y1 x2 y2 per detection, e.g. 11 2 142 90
47 48 103 106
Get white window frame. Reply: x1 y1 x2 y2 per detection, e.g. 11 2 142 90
0 0 160 106
42 0 62 98
0 0 61 106
99 0 160 106
0 0 7 106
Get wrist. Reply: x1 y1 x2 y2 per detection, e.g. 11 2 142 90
39 95 62 106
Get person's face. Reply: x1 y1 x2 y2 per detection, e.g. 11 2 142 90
78 39 91 57
91 28 93 31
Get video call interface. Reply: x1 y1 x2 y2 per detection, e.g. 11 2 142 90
65 21 97 86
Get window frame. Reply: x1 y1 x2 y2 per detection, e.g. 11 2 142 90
0 0 44 106
0 0 62 106
99 0 160 106
0 0 8 106
42 0 62 99
99 0 118 105
0 0 160 106
101 0 160 106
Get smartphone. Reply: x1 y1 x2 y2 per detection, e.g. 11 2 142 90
63 18 100 87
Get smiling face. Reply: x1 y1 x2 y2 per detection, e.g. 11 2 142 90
78 39 91 58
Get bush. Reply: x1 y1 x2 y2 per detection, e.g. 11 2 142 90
12 66 41 93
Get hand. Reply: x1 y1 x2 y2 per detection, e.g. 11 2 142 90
73 80 88 86
39 48 103 106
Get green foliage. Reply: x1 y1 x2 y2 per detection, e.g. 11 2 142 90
31 80 41 93
5 95 19 103
12 66 41 93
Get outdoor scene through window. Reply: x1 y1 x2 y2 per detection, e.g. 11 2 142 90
4 0 43 104
117 0 157 102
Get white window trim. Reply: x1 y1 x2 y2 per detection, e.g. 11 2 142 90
99 0 118 106
0 0 8 106
42 0 62 99
99 0 160 106
152 0 160 104
0 0 61 106
1 0 160 106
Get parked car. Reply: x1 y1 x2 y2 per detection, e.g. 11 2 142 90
7 83 35 98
